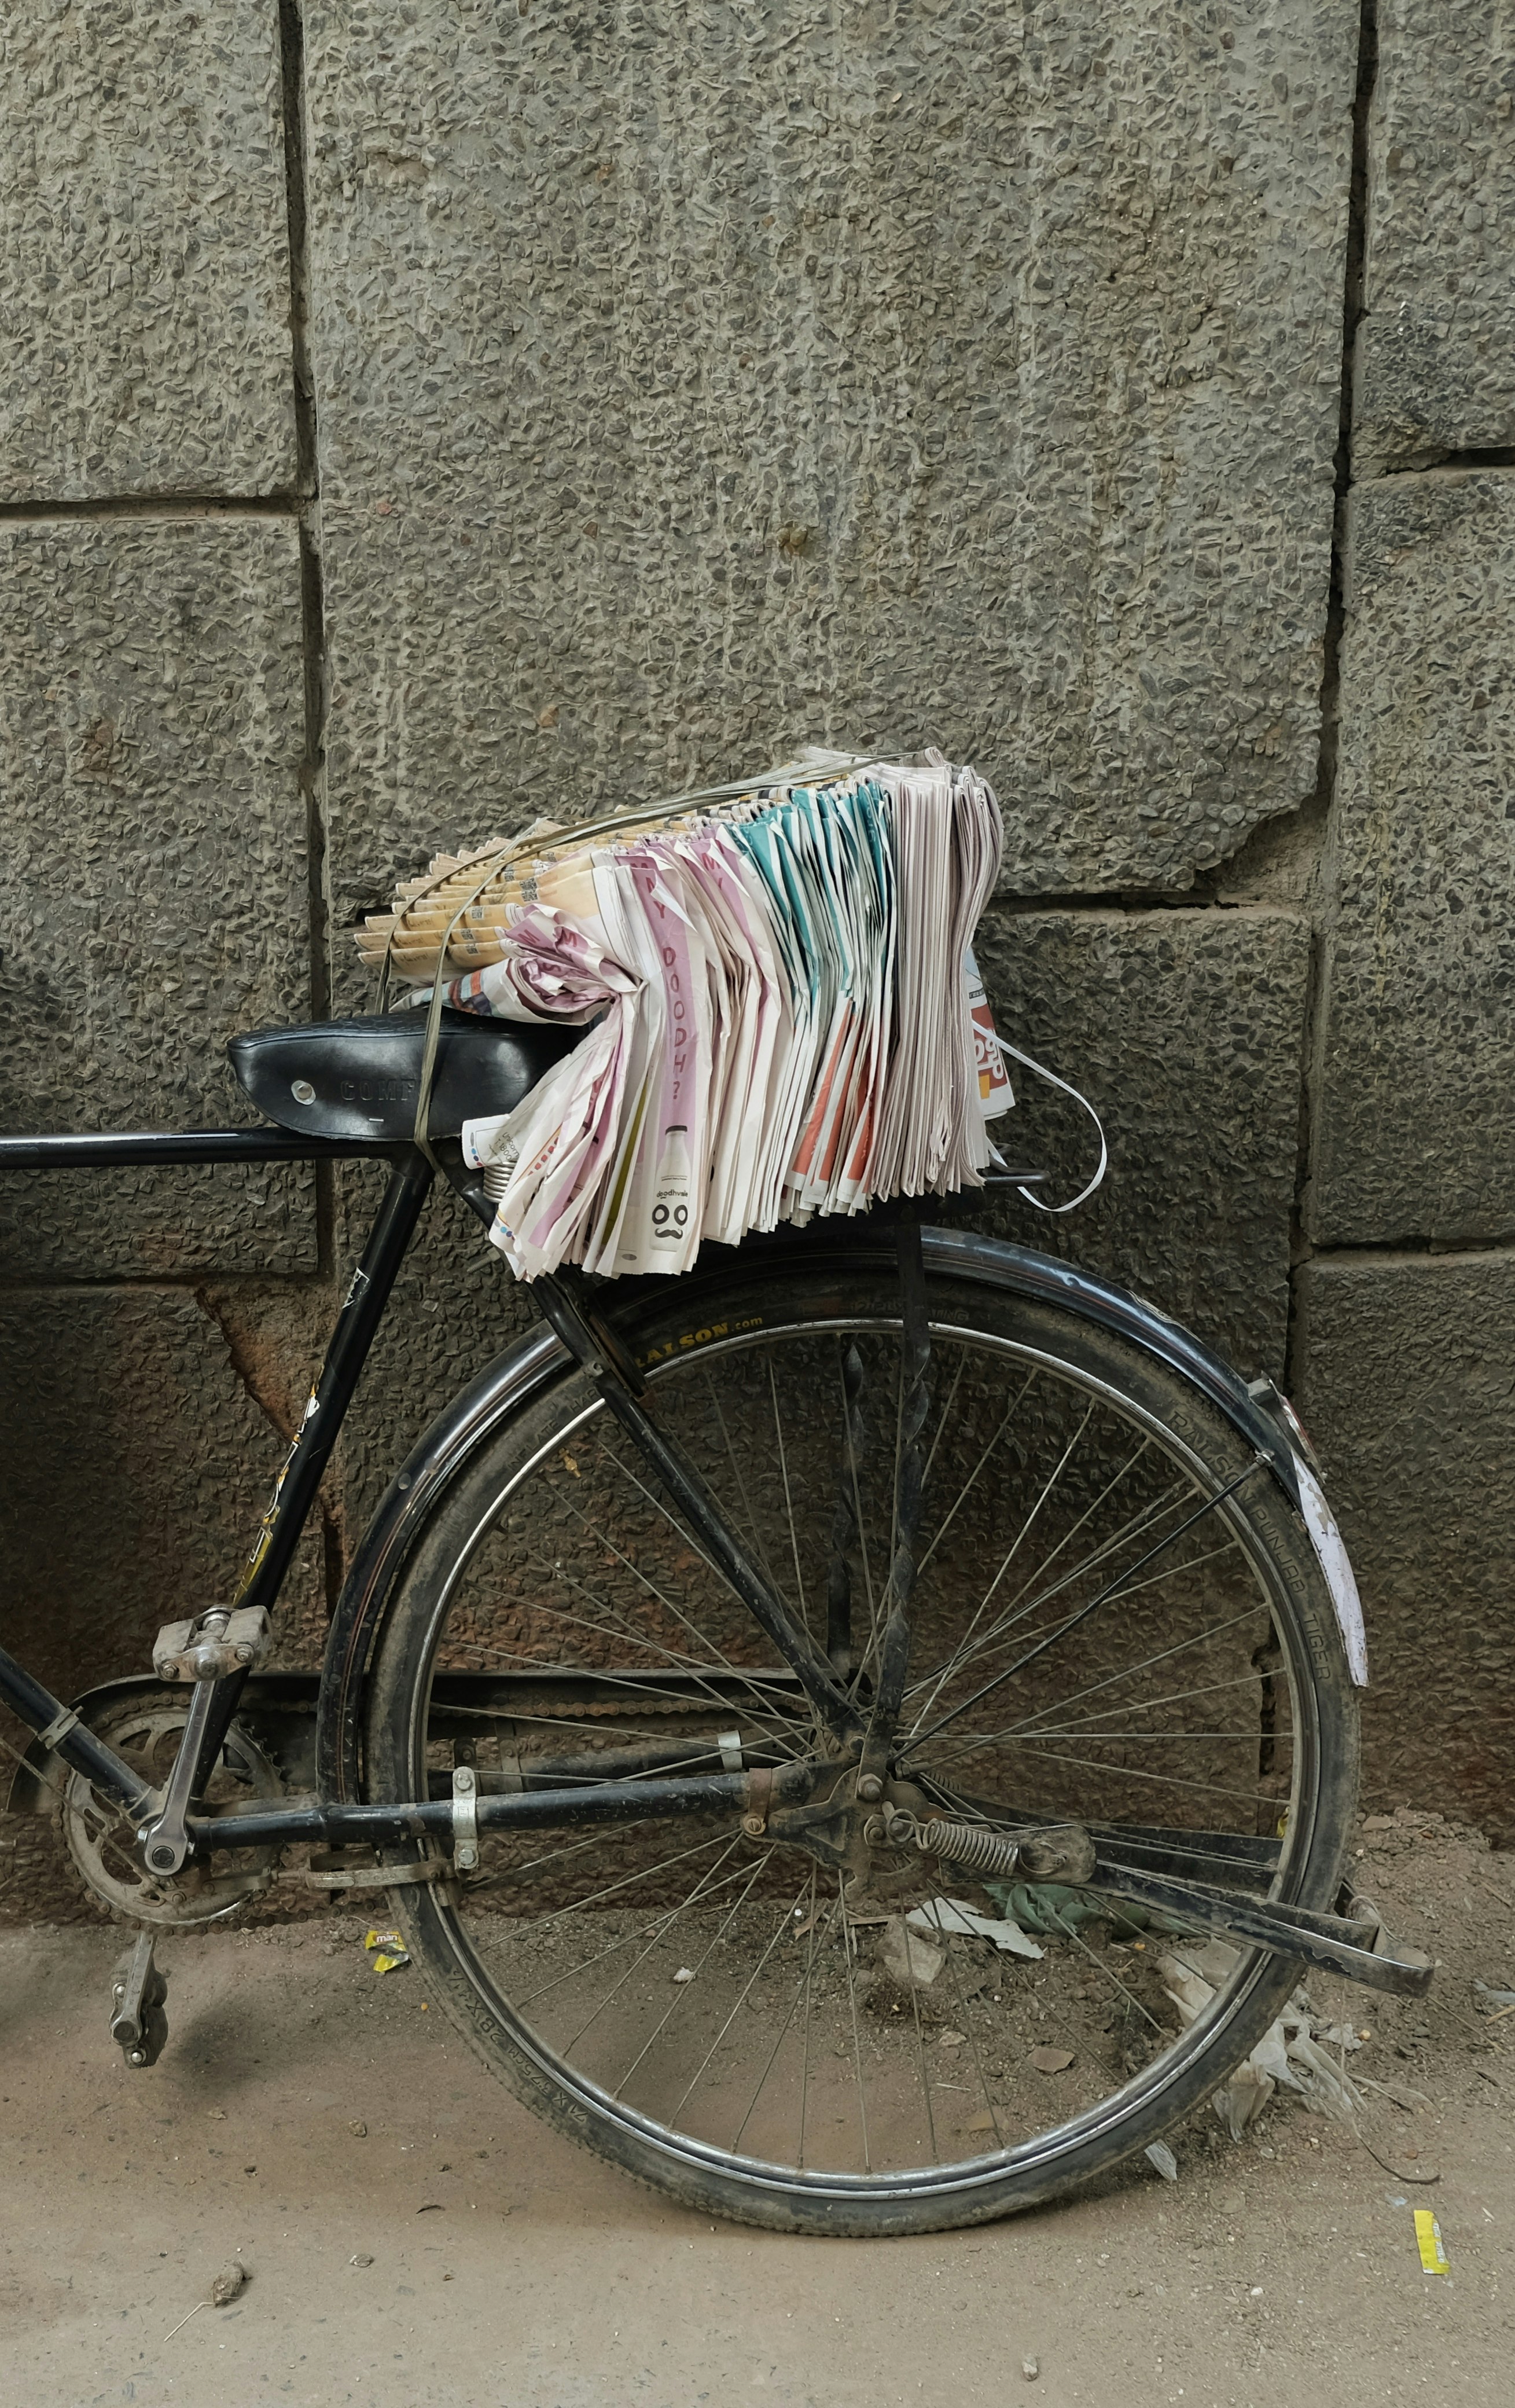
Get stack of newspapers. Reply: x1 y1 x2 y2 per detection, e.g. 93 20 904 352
356 754 1014 1280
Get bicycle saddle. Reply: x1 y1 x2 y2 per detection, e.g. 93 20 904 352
227 1011 582 1142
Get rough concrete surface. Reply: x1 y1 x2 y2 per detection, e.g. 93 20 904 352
5 0 1515 1967
329 1164 542 1539
1310 474 1515 1247
307 0 1355 920
0 1286 328 1723
3 1808 1513 2405
1356 2 1515 474
1294 1250 1515 1845
0 1 297 502
973 904 1308 1375
0 515 317 1275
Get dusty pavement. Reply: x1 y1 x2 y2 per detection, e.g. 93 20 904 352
2 1805 1514 2408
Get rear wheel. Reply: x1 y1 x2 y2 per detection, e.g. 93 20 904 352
365 1250 1357 2234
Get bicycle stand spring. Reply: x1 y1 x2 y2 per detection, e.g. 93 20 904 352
917 1817 1024 1879
904 1815 1097 1885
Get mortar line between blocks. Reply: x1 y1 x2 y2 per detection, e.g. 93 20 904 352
1284 0 1380 1386
278 0 334 1282
0 495 303 523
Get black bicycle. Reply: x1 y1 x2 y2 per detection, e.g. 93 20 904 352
0 1005 1426 2237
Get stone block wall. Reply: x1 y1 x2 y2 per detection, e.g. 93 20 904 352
2 2 1512 1924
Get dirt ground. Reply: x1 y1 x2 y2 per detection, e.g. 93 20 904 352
2 1804 1513 2408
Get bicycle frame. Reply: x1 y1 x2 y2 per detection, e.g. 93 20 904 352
0 1121 1427 1999
0 1124 432 1832
0 1121 860 1872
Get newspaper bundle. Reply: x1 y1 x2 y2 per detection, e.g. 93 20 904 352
356 755 1016 1279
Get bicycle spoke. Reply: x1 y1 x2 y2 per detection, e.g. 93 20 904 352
557 1844 750 2043
913 1433 1160 1710
1046 1669 1276 1733
905 1908 940 2164
841 1342 880 1661
703 1367 785 1600
914 1368 1036 1581
906 1473 1196 1725
732 1880 826 2152
1042 1900 1170 2048
920 1895 1003 2147
932 1737 1274 1809
479 1817 656 1889
995 1607 1268 1739
903 1460 1266 1757
553 1475 795 1690
919 1348 968 1500
837 1875 872 2174
614 1856 768 2097
674 1876 811 2118
451 1632 806 1756
510 1830 736 1940
798 1870 820 2169
768 1357 812 1643
398 1288 1343 2209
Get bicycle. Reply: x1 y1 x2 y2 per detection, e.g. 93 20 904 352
0 1001 1428 2237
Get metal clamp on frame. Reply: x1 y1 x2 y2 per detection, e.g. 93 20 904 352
452 1764 480 1871
741 1765 776 1840
38 1705 79 1753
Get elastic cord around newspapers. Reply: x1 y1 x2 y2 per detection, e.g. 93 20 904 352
987 1034 1108 1216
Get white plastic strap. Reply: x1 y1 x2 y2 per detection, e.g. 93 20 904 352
992 1034 1109 1214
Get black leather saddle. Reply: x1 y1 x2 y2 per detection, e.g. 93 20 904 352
228 1010 582 1142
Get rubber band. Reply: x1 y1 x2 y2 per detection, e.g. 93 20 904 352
991 1034 1108 1214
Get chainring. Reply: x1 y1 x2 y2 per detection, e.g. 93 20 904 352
60 1690 284 1927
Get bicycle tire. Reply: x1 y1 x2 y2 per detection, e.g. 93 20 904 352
364 1246 1358 2236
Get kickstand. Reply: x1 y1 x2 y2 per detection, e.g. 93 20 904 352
109 1931 169 2069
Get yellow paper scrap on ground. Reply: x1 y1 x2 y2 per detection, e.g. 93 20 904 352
363 1926 410 1974
1414 2208 1449 2274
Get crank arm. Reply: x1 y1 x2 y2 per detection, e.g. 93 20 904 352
1089 1856 1434 1998
135 1673 225 1878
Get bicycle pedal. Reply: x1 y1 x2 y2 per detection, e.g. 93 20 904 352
152 1603 271 1683
109 1932 169 2069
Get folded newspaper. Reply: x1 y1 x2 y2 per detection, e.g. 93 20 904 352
356 751 1016 1280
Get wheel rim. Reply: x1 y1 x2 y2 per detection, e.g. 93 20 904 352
396 1306 1326 2192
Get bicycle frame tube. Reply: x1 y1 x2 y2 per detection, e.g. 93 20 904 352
0 1129 410 1170
0 1133 433 1819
